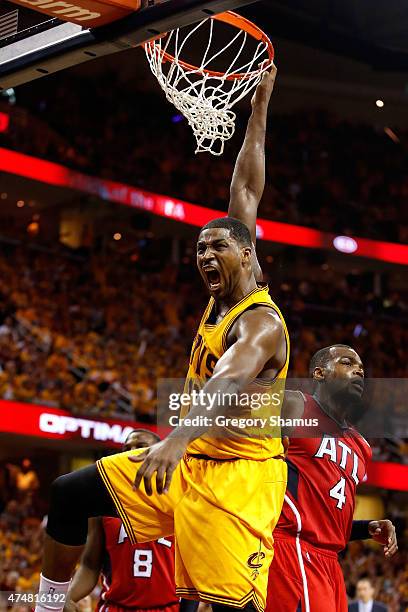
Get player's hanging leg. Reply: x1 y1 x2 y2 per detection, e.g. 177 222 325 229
36 464 118 612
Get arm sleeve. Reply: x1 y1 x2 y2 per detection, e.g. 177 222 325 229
349 520 371 541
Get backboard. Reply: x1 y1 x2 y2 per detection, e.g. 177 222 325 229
0 0 259 90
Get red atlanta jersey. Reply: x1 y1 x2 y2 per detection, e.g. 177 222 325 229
275 393 372 552
98 517 177 610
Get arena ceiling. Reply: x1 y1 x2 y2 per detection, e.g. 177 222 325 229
243 0 408 71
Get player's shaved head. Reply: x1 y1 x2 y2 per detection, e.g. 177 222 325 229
309 345 353 377
123 429 160 451
200 217 251 247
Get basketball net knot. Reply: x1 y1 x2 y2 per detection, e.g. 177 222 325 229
166 87 236 156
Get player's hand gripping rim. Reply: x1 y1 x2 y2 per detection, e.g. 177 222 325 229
128 437 186 496
251 61 277 108
368 519 398 558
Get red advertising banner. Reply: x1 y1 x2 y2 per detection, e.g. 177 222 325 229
1 400 407 491
0 147 407 266
0 399 157 448
9 0 140 28
365 460 408 492
0 112 10 133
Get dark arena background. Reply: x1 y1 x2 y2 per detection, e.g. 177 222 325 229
0 1 407 611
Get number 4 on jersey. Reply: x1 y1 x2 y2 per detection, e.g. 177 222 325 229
329 477 346 509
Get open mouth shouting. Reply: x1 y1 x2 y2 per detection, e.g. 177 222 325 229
203 267 221 292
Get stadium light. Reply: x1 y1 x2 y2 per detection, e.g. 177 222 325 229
333 235 358 254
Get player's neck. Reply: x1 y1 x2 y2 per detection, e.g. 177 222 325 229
213 277 258 316
313 389 348 428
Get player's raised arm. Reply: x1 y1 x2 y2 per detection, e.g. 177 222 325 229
229 66 277 240
130 307 285 495
228 65 277 280
67 518 105 607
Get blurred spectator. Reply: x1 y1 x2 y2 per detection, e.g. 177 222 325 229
6 460 40 497
348 577 388 611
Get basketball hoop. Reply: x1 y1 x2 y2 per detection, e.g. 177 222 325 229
144 11 274 156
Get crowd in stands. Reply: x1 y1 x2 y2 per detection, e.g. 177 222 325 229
0 460 43 612
1 68 407 244
341 540 408 611
0 235 406 459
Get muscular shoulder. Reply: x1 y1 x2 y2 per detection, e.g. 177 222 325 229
230 305 283 343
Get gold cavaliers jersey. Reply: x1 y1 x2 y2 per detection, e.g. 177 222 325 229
183 285 290 460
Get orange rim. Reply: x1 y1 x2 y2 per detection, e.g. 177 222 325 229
144 11 274 82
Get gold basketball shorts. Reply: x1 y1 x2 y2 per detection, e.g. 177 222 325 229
97 450 287 611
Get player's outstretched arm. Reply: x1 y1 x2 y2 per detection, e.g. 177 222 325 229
228 65 277 280
67 518 105 607
129 307 285 495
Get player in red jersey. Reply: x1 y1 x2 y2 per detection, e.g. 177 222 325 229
67 429 179 612
266 344 398 612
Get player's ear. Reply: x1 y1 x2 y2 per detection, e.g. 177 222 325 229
313 367 325 383
241 245 252 264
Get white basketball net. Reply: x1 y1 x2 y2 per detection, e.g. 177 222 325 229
144 15 272 155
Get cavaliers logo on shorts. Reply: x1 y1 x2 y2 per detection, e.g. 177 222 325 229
247 552 266 580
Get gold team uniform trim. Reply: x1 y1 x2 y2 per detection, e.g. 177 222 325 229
97 459 137 545
176 588 264 612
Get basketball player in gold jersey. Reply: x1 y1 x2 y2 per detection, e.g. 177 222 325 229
35 66 288 612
